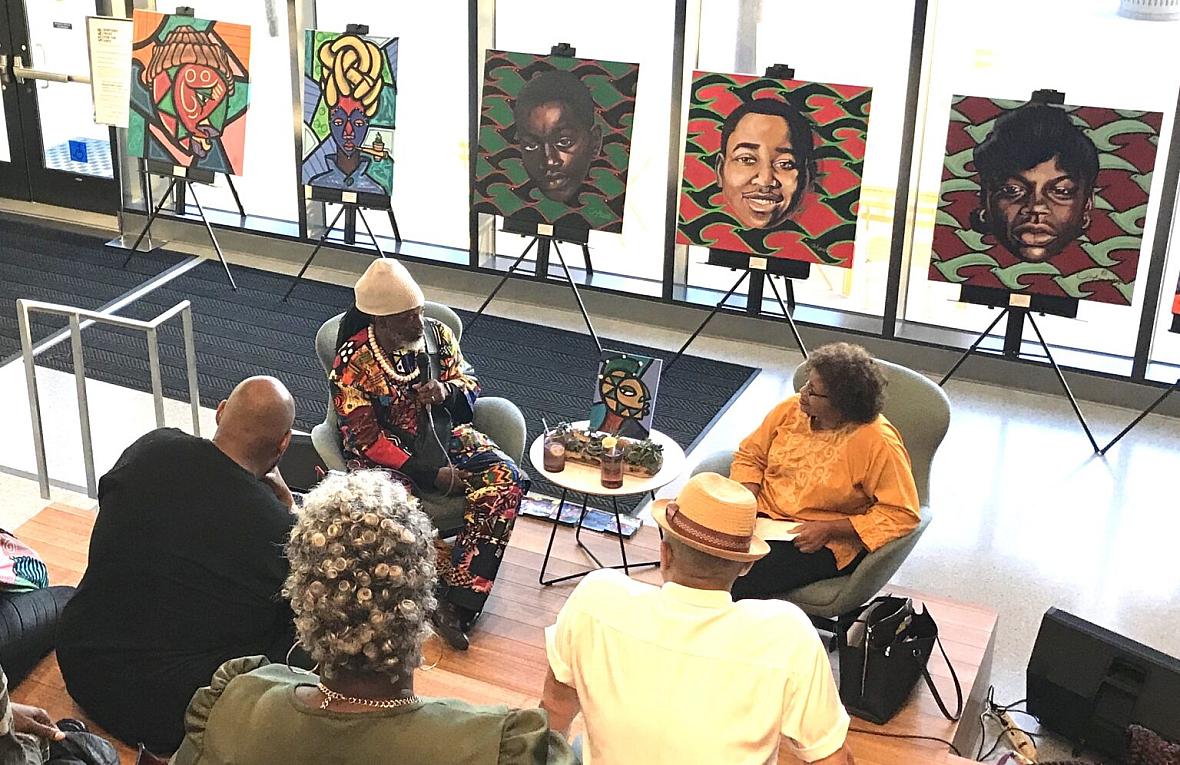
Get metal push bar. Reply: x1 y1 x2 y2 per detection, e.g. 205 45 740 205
17 299 201 499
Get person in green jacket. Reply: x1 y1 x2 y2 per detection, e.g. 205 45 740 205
170 470 574 765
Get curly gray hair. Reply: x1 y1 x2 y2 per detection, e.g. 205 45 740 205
283 470 438 679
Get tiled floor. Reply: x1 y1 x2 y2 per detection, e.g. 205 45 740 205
1 241 1178 760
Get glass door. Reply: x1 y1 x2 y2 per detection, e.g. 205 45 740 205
0 0 118 213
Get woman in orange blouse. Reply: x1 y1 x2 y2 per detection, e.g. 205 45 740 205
729 343 920 598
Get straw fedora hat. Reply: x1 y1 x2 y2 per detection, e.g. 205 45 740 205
650 473 769 562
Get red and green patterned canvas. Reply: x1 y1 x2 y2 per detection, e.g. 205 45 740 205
930 96 1162 305
676 71 872 267
474 50 639 234
129 10 251 176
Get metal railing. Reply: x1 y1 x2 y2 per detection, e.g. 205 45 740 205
17 299 201 499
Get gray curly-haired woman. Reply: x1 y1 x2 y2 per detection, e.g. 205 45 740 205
170 471 574 765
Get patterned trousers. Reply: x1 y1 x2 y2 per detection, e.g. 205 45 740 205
349 425 527 614
433 425 527 613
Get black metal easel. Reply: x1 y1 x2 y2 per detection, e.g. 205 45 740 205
467 216 604 355
937 88 1099 453
122 160 239 289
466 41 603 350
283 199 399 301
283 22 404 302
1101 312 1180 453
1100 377 1180 454
667 64 810 371
667 249 809 371
120 6 241 288
938 291 1098 453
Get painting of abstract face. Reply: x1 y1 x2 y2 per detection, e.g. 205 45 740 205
1172 275 1180 334
677 71 871 267
302 31 398 199
588 351 661 440
930 97 1162 305
475 50 638 234
129 10 251 175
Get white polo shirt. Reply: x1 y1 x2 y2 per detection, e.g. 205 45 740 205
545 569 849 765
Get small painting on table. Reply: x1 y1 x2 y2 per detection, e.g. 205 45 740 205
588 350 661 440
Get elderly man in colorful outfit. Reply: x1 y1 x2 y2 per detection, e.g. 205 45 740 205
330 259 528 651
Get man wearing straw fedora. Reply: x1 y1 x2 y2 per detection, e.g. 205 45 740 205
541 473 853 764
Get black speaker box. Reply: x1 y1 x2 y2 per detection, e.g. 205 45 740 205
1027 608 1180 757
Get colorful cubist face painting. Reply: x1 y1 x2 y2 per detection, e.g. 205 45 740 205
474 50 639 234
676 71 872 267
588 351 662 440
1172 275 1180 334
302 31 398 200
129 10 251 176
930 96 1162 305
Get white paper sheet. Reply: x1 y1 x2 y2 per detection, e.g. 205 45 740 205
86 16 133 127
754 517 802 542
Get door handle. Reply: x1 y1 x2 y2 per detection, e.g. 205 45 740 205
11 55 89 86
35 45 48 90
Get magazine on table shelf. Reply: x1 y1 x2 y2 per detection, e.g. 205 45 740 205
519 494 642 538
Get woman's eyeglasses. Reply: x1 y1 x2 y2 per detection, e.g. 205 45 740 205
800 381 829 399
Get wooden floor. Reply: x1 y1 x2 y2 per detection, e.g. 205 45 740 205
13 504 993 764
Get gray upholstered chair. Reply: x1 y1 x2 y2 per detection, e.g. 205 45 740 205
311 302 527 537
692 358 950 625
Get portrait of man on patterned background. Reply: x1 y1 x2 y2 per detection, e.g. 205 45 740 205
677 71 872 268
970 104 1098 265
474 50 639 235
930 96 1162 306
513 70 602 205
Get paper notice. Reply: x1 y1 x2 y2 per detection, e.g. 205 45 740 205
754 517 802 542
86 16 134 127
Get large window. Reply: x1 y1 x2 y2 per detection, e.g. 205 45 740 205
100 1 1180 389
900 0 1180 376
682 0 916 322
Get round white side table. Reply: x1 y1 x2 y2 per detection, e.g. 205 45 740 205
527 421 686 585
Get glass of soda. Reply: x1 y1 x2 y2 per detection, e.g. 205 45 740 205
543 430 566 473
600 436 624 489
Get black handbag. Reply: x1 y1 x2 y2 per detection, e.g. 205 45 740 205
836 595 963 725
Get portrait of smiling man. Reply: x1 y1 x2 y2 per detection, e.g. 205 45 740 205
971 103 1099 263
512 70 603 204
716 98 818 230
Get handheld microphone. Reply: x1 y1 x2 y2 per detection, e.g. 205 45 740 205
416 351 432 384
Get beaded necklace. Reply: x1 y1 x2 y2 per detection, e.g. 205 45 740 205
368 335 420 385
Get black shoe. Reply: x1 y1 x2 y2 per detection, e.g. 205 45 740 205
460 608 481 634
431 601 470 651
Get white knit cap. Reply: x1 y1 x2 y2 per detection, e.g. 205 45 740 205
354 258 425 316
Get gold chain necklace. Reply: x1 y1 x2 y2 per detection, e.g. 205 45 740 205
317 682 420 710
369 335 420 385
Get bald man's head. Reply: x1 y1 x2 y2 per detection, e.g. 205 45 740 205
214 376 295 475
